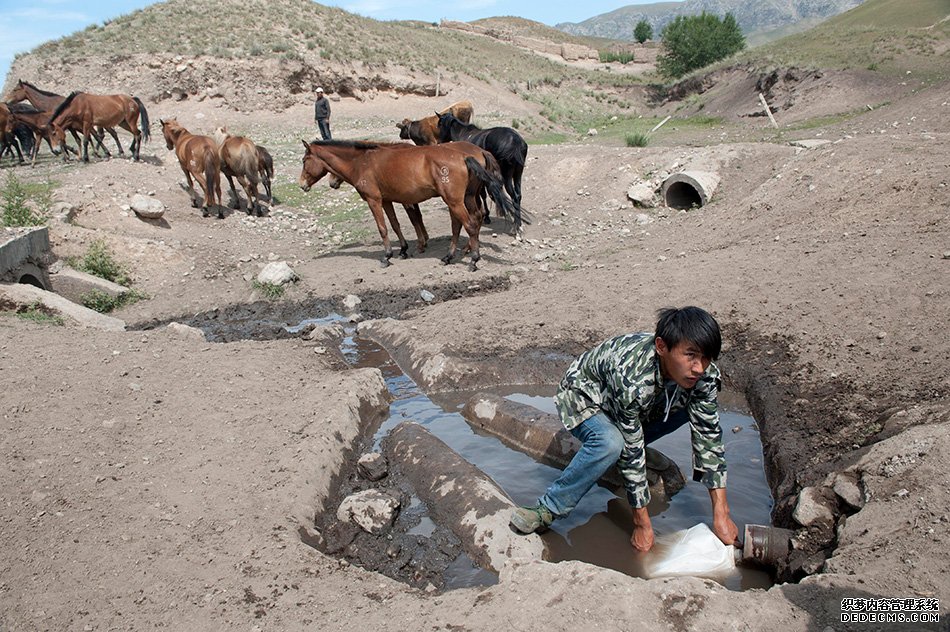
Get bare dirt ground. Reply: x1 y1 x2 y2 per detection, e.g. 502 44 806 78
1 63 949 631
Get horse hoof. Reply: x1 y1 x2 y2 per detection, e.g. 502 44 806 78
469 262 478 272
484 216 492 225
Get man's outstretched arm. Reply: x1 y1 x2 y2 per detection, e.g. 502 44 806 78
709 487 739 545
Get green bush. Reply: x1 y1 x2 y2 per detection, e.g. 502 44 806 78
657 12 745 79
599 51 635 64
12 302 64 326
80 288 147 313
76 240 132 286
625 132 650 147
2 173 43 227
634 19 653 44
252 280 285 299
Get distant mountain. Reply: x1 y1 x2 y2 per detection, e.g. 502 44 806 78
556 0 865 43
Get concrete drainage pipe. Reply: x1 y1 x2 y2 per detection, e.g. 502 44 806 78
662 170 720 209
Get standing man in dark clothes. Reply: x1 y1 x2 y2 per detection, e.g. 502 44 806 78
314 87 331 140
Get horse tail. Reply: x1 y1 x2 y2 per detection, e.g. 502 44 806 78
134 97 150 143
205 148 220 205
48 91 79 125
465 155 523 225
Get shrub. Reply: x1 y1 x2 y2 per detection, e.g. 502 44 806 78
76 240 132 286
2 173 43 227
599 51 635 64
80 288 147 313
625 132 650 147
657 12 745 79
13 302 63 326
634 19 653 44
253 280 285 299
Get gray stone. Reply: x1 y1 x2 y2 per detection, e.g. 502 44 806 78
164 322 206 341
792 486 836 527
635 213 653 225
130 194 165 219
420 289 435 303
627 183 656 208
305 322 345 342
357 452 389 481
833 473 865 510
256 261 296 286
336 489 400 535
343 294 362 310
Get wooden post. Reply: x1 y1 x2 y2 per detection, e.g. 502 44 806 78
759 92 778 128
436 71 441 98
651 115 672 133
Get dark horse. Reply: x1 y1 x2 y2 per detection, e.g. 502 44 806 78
49 91 150 162
298 140 515 270
436 112 527 234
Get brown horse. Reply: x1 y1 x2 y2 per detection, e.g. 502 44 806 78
4 80 113 157
160 119 222 218
8 103 77 166
298 140 515 270
396 99 474 146
213 127 262 216
0 104 20 165
49 91 150 162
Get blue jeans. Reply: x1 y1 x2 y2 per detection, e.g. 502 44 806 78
539 409 688 518
317 119 332 140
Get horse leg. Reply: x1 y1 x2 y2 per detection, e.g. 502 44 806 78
403 204 428 253
511 163 525 235
224 172 240 210
101 127 121 156
182 168 202 210
441 214 462 265
366 199 394 266
383 201 410 259
238 174 259 216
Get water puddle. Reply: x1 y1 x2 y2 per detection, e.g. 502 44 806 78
295 316 774 591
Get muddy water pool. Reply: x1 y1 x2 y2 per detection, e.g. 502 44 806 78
297 317 774 590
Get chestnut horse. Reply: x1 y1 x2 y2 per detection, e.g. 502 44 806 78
160 119 222 218
298 140 515 270
49 91 150 162
213 127 262 216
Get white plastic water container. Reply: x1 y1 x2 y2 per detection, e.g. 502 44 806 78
644 523 738 579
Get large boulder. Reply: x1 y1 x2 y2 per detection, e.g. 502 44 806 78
336 489 400 535
256 261 297 285
130 194 166 219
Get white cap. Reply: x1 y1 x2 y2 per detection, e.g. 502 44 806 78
316 87 324 92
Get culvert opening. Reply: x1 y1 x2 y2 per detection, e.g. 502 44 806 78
293 315 778 592
664 181 704 210
18 273 45 289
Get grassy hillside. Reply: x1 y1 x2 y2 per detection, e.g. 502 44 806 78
736 0 950 79
27 0 597 88
471 16 619 50
16 0 650 138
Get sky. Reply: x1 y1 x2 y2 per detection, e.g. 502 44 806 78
0 0 656 86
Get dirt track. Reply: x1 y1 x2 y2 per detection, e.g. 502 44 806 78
1 65 949 630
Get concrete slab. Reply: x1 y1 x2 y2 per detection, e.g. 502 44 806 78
0 282 125 331
50 266 129 304
0 227 51 289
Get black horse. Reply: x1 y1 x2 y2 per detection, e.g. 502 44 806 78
436 112 527 233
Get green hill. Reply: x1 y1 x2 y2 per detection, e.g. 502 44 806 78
738 0 950 78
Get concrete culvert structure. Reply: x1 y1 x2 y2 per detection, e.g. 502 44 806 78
662 170 720 209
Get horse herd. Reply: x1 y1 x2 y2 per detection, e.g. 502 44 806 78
2 83 528 270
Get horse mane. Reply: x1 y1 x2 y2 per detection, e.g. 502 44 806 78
20 80 59 97
311 139 380 150
49 91 81 122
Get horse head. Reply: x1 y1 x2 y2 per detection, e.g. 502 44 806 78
3 80 27 104
160 118 185 150
396 119 411 140
212 126 230 145
298 140 330 192
436 111 458 143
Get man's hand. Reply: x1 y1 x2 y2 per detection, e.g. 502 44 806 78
630 506 655 552
709 488 740 546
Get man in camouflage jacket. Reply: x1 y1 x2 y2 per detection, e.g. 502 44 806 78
510 306 739 552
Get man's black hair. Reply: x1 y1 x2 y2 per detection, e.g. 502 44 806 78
655 306 722 360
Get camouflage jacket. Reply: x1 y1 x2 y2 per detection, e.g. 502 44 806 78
554 332 727 508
